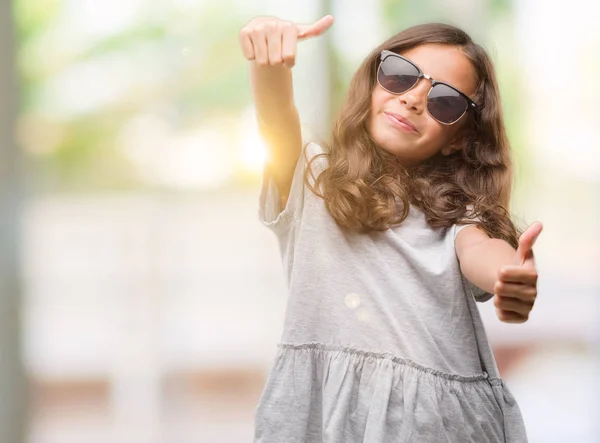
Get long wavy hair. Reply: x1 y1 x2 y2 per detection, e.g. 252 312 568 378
306 23 521 247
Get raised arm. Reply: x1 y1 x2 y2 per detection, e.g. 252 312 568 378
239 15 334 207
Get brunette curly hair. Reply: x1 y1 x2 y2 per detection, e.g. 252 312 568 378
306 23 521 247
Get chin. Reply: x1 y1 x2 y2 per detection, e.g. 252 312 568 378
373 136 413 158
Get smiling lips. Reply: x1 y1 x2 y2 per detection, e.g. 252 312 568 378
384 112 418 133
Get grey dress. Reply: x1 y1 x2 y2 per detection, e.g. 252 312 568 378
254 143 527 443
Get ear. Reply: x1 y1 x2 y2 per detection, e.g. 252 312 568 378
441 142 459 156
441 138 463 156
441 128 471 156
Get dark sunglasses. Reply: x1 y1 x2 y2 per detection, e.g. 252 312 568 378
377 50 478 125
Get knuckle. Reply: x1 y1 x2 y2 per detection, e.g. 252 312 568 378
267 20 280 32
529 295 537 304
282 22 295 33
521 295 534 304
252 24 265 35
282 52 296 62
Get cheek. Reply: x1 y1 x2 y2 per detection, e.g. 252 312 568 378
370 89 387 114
414 123 455 156
422 120 458 146
368 93 385 131
426 125 446 142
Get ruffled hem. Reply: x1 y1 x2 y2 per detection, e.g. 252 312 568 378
255 343 527 443
279 343 491 382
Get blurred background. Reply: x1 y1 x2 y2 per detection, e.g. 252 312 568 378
0 0 598 442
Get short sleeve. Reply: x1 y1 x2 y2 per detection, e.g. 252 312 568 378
463 277 494 303
453 215 494 303
258 142 325 235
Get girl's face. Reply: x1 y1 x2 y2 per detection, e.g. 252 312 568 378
367 44 478 166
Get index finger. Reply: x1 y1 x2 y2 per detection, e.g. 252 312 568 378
239 29 255 60
498 265 538 285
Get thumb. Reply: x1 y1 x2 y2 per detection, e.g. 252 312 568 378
297 15 334 40
516 221 543 265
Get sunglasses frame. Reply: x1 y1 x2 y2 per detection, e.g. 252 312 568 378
377 50 478 125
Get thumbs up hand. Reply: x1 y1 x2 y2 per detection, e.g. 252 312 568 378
239 15 334 68
493 222 543 323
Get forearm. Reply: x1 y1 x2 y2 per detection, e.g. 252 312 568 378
249 62 296 120
248 62 302 204
459 238 516 294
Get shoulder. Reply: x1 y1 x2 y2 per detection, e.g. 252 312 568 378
304 142 327 160
453 204 487 249
303 142 329 175
454 224 489 258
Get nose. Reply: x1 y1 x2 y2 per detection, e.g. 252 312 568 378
399 77 430 113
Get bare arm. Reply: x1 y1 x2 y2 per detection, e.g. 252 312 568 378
249 63 301 205
239 15 334 207
455 223 543 323
455 226 515 294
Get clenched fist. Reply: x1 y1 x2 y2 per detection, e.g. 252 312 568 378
238 15 334 68
494 222 543 323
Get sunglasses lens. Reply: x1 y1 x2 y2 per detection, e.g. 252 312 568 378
377 55 420 94
427 83 469 124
